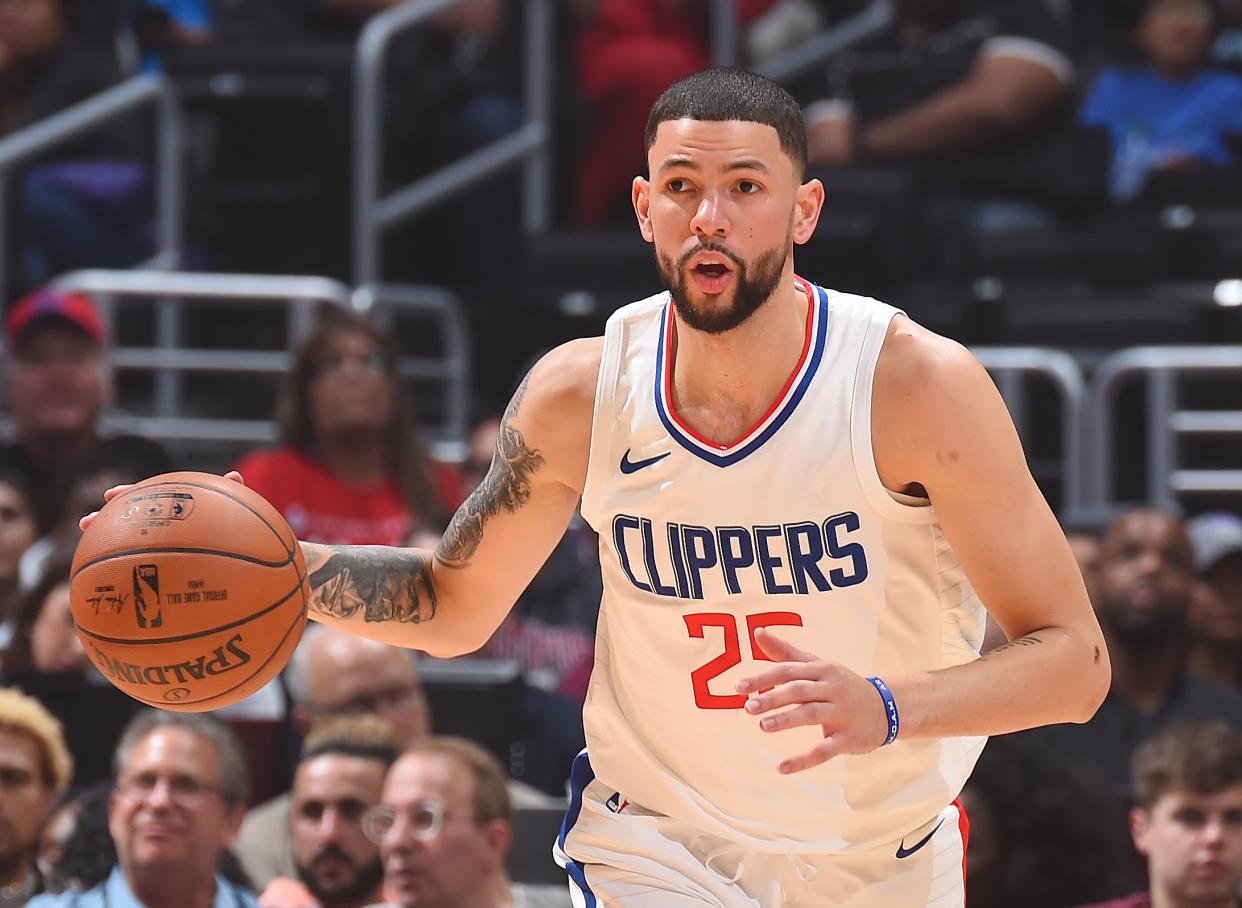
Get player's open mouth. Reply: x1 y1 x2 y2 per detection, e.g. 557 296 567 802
691 260 734 293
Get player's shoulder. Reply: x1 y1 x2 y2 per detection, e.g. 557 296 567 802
525 336 603 409
875 314 988 404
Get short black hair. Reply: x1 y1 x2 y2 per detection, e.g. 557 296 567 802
644 67 807 181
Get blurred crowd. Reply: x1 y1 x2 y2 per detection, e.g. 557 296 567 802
0 0 1242 906
0 0 1238 293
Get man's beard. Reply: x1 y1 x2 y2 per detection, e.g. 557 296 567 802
657 233 790 335
297 851 385 907
1099 596 1188 648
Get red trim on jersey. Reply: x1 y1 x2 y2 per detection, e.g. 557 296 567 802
954 797 970 900
661 275 818 450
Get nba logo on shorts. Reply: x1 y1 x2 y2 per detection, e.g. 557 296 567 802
606 792 628 814
133 564 162 629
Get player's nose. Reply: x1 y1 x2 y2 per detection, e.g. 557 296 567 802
690 192 730 238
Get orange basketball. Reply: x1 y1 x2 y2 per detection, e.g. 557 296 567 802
70 471 308 712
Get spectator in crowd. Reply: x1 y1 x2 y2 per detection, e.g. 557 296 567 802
362 736 570 908
233 625 432 890
1019 506 1242 798
797 0 1096 273
801 0 1077 171
34 782 113 895
1079 0 1242 202
1066 519 1107 606
1073 720 1242 908
234 306 460 549
0 0 151 289
16 439 170 591
0 554 138 788
571 0 783 226
27 710 260 908
960 733 1132 908
1185 511 1242 693
0 686 71 907
0 289 173 534
0 553 83 676
0 467 37 641
258 716 402 908
235 625 561 892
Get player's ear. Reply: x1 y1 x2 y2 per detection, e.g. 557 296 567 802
633 176 654 243
792 177 825 246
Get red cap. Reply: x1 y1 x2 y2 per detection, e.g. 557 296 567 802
5 289 105 350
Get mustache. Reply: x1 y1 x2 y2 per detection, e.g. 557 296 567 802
678 241 743 270
311 844 355 868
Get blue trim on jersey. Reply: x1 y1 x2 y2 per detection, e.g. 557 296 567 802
559 750 598 907
653 282 830 467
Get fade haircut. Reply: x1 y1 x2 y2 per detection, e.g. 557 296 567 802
644 67 808 181
300 714 403 768
1133 720 1242 810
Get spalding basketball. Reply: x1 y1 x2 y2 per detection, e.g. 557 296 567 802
70 471 308 712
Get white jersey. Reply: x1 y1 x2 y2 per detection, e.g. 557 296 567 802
578 278 987 853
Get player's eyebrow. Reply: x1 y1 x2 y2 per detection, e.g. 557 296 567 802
655 156 774 176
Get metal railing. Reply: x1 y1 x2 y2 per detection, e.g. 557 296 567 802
353 0 553 284
974 347 1087 517
42 270 469 459
0 74 183 300
755 0 895 83
1085 347 1242 512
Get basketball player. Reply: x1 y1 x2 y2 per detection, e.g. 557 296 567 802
89 68 1110 905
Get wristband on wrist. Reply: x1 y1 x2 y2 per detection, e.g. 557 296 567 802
865 675 899 746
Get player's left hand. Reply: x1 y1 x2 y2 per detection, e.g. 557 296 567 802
736 626 891 774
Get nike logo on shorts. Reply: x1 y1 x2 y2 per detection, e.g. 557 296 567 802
895 818 944 859
620 449 671 474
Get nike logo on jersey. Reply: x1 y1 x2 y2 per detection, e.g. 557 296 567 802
895 818 944 859
620 449 671 474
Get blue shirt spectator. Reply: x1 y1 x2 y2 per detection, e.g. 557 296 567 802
1078 0 1242 200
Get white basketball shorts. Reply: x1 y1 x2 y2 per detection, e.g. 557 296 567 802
552 752 967 907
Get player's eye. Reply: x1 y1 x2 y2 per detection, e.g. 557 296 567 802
737 180 760 194
666 179 688 193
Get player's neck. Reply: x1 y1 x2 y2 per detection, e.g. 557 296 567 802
668 279 809 446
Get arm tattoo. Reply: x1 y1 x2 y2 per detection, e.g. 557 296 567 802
982 634 1044 658
306 546 437 624
437 372 545 568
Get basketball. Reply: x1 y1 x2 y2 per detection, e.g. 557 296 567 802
70 471 309 712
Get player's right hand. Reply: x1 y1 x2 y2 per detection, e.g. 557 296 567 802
79 471 245 531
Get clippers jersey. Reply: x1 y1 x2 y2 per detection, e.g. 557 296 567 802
578 278 987 852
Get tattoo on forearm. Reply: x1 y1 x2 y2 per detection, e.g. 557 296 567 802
437 372 545 568
306 546 437 624
984 634 1043 658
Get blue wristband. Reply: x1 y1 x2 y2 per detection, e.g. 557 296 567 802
865 676 899 746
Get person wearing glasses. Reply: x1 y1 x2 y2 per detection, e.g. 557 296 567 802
233 305 462 551
361 736 568 908
27 710 259 908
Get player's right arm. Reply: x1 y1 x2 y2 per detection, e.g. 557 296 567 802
299 337 601 656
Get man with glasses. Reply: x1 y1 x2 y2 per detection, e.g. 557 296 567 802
362 737 567 908
0 687 72 907
27 710 259 908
